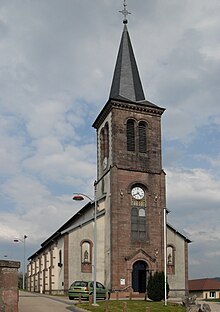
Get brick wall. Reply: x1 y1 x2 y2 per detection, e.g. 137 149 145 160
110 167 165 289
0 260 20 312
106 102 165 290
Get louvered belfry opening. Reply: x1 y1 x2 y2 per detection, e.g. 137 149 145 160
100 122 109 163
127 119 147 153
138 121 147 153
131 207 146 241
127 119 135 151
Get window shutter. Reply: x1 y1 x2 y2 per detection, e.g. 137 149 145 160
127 119 135 151
139 121 147 153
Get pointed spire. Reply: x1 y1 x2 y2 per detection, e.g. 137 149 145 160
109 23 145 102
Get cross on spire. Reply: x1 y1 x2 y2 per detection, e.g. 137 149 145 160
119 0 131 24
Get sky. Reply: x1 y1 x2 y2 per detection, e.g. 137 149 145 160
0 0 219 280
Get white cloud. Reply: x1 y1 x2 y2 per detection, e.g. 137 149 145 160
0 0 220 278
166 167 220 278
167 168 220 202
196 154 220 169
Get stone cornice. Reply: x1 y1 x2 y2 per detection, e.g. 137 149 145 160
93 98 165 129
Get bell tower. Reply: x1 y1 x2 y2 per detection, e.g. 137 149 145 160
93 5 166 292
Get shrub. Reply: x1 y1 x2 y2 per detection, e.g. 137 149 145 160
147 271 169 301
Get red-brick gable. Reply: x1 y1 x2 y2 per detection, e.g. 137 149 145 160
189 278 220 291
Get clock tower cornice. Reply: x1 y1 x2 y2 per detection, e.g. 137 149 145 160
93 98 165 129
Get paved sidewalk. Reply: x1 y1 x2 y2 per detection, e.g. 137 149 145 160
18 291 82 312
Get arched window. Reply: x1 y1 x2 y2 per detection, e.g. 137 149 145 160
100 123 109 170
131 207 146 241
167 245 175 274
81 240 93 273
100 128 105 162
104 123 109 158
139 208 146 240
127 119 135 151
138 121 147 153
81 241 91 263
131 208 138 240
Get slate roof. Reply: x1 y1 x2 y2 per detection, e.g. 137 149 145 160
109 24 145 102
189 278 220 291
28 204 189 261
28 201 93 260
93 21 165 129
167 222 191 243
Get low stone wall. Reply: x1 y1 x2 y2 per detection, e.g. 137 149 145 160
0 260 20 312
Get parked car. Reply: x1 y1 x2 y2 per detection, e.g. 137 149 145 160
68 280 110 300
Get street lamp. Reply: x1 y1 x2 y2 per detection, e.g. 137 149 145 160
14 235 27 289
73 181 98 306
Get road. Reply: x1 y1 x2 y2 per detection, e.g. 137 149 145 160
18 291 83 312
19 291 220 312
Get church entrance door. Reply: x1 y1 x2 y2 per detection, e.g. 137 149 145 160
132 261 147 293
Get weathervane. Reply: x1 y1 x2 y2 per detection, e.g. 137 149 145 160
119 0 131 24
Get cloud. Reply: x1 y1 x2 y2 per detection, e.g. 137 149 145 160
166 167 220 278
0 173 91 245
196 154 220 169
0 0 220 278
166 167 220 233
167 168 220 202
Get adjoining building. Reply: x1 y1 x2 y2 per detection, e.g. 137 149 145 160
27 8 191 298
189 278 220 300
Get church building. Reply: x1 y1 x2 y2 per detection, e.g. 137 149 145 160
27 6 191 298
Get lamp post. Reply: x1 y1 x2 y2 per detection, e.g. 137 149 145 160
73 181 97 306
14 235 27 289
163 207 167 306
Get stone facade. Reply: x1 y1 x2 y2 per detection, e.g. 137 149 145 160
92 96 190 295
0 260 20 312
27 95 190 299
27 213 189 297
27 236 65 294
27 21 191 298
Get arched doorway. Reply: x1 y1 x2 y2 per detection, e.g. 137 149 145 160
132 261 148 293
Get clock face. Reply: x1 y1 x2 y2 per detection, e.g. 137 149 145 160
131 186 145 200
